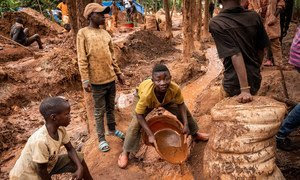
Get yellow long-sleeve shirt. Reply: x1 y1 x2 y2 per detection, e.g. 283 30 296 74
77 27 122 85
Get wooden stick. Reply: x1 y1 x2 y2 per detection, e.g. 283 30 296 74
0 34 35 55
36 0 43 15
279 67 289 99
272 96 298 107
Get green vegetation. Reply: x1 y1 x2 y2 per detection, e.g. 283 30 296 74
0 0 59 15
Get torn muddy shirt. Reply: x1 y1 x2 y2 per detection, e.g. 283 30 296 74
10 23 27 45
209 6 270 97
77 27 122 85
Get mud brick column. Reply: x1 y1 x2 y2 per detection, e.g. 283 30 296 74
203 96 286 179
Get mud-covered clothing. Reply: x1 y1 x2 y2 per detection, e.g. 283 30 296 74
57 2 68 16
92 81 117 142
77 27 122 85
135 79 184 114
10 23 27 45
209 6 270 97
123 94 199 153
289 26 300 69
9 126 70 180
248 0 285 67
248 0 285 39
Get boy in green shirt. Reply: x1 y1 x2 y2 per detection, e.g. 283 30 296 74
118 64 209 168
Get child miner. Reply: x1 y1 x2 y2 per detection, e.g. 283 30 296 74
9 97 93 180
118 64 209 168
77 3 126 152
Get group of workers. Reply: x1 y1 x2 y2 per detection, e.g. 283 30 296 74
8 0 300 179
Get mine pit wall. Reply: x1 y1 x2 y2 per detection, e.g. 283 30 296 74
0 8 64 38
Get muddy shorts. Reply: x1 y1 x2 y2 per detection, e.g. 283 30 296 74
49 153 83 175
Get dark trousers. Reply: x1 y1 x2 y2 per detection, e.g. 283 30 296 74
277 104 300 139
92 81 116 142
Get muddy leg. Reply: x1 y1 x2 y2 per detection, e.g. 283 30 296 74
164 103 199 135
82 159 93 180
270 38 283 68
26 34 43 49
105 81 116 131
91 84 107 142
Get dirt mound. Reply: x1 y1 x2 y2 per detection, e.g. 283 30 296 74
0 35 33 63
0 48 80 116
258 70 300 102
0 120 25 155
118 30 178 65
0 8 64 38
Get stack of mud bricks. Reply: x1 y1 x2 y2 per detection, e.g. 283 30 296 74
203 96 286 179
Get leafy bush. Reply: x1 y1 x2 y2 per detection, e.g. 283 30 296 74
0 0 59 15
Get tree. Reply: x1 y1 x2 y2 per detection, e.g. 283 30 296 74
182 0 194 62
163 0 173 39
203 0 210 38
196 0 202 41
66 0 94 36
94 0 102 4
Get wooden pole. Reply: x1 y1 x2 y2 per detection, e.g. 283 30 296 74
0 34 35 55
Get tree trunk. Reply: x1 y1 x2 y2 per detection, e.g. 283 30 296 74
164 0 173 39
190 0 196 50
66 0 78 35
66 0 95 134
196 0 202 41
172 0 177 14
183 0 193 62
203 0 210 38
77 0 93 30
67 0 93 36
94 0 102 4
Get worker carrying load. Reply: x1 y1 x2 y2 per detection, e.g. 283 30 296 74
117 64 209 169
10 17 43 49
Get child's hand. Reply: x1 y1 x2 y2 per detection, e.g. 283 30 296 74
83 81 91 92
182 125 190 135
148 134 156 145
236 91 253 103
72 167 84 180
117 74 126 85
267 14 277 26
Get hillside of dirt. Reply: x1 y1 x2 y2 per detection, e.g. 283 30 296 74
0 8 64 38
0 8 300 180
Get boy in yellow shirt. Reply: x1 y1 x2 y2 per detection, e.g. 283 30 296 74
118 64 209 168
9 97 93 180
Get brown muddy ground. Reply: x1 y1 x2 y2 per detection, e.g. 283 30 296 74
0 10 300 180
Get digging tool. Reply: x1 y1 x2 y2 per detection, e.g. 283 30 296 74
272 96 298 108
279 67 289 99
0 34 35 55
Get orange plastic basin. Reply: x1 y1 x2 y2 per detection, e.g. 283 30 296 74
142 115 189 164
